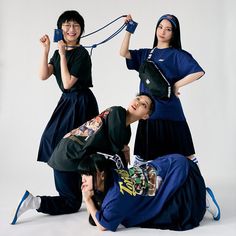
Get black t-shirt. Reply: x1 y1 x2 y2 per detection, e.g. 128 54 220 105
48 106 131 171
82 106 131 155
49 46 93 92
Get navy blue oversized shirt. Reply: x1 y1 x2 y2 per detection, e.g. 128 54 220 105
96 154 189 231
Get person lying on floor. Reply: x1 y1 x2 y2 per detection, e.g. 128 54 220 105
79 152 220 232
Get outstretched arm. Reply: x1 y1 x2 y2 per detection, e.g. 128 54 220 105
120 14 133 59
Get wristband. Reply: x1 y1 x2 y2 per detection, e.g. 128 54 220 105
126 20 138 34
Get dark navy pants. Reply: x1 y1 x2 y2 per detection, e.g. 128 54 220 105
37 169 82 215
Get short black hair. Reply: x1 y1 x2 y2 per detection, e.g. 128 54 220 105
78 153 114 193
77 153 109 176
137 92 155 115
57 10 85 43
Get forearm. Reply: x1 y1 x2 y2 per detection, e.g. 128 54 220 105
174 71 204 89
84 198 107 231
60 55 76 89
120 31 132 59
39 51 52 80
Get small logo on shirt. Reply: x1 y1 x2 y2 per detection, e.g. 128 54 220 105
158 59 164 62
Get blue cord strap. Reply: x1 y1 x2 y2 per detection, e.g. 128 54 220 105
81 15 127 55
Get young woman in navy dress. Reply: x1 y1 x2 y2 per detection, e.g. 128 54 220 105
37 10 98 215
120 14 204 161
38 10 98 163
119 14 220 222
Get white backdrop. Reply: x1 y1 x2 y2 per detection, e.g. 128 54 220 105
0 0 235 228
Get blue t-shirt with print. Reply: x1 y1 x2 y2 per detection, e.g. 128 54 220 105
96 154 189 231
126 48 204 121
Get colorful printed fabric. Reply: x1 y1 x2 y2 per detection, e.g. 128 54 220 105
129 164 161 196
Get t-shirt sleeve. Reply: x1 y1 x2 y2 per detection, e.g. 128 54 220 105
95 178 126 232
178 50 205 78
49 51 57 66
125 49 143 71
95 171 136 231
106 107 128 153
96 204 124 232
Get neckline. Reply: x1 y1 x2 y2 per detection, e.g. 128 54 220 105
65 46 81 52
155 46 172 50
65 44 81 50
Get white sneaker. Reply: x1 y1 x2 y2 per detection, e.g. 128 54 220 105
206 187 221 221
11 190 40 225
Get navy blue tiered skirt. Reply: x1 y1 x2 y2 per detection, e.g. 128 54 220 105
37 89 98 163
134 119 195 160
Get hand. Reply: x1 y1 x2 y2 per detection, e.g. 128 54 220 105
173 83 181 97
40 34 50 52
122 145 130 165
58 40 66 56
82 183 94 202
125 14 133 24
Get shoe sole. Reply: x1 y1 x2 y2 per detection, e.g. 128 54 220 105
11 190 30 225
206 187 221 221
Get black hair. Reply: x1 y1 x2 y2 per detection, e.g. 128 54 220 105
57 10 85 43
78 153 114 226
137 92 155 115
152 14 182 49
78 153 114 193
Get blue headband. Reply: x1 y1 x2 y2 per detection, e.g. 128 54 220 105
157 14 177 28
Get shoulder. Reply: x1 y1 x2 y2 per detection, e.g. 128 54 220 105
107 106 126 116
51 50 59 58
171 48 194 58
164 48 197 64
105 106 126 122
109 106 125 112
71 46 90 59
138 48 151 53
130 48 151 56
78 45 90 55
128 48 153 64
98 106 124 119
49 50 59 64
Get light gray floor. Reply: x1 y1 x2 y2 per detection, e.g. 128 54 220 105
1 174 235 236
